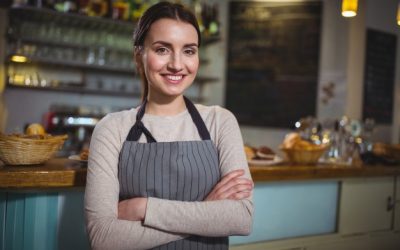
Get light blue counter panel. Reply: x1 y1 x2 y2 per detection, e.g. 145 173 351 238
230 181 339 245
0 193 6 250
24 194 58 250
57 191 90 250
0 191 90 250
4 193 25 250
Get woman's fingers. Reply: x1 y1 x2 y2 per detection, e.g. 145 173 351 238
216 177 253 195
228 191 252 200
118 197 147 221
212 169 245 193
216 183 253 200
205 170 253 201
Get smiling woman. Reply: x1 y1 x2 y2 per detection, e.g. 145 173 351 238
138 18 199 103
84 2 254 250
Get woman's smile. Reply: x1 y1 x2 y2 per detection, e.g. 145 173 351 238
163 74 185 84
140 18 199 99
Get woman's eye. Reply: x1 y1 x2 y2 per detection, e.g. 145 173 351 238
184 48 197 55
155 47 169 54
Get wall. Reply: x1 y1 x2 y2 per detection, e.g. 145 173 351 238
3 88 140 133
2 0 399 146
202 0 400 150
364 0 400 144
0 8 7 132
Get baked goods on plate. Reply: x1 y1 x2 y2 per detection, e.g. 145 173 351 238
245 145 283 166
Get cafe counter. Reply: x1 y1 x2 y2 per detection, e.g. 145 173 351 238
0 158 399 189
1 158 399 250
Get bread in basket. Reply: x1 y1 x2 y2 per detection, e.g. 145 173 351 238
280 133 330 165
0 133 68 165
280 145 330 165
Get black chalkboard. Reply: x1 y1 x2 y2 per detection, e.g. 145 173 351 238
362 29 396 124
225 1 322 128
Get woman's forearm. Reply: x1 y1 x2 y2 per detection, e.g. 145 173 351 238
143 197 253 236
87 216 187 250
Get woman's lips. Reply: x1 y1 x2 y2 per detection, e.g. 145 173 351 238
163 74 185 84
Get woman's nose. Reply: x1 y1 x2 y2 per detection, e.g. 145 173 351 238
167 53 183 72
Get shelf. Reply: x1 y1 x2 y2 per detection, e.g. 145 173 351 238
6 84 204 102
9 5 221 45
8 36 133 54
195 76 219 84
7 56 135 75
7 83 139 98
202 35 221 46
9 6 134 33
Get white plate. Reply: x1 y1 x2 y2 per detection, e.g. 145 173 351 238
68 154 87 163
248 155 283 166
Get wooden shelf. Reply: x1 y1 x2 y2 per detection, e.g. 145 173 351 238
8 36 133 54
7 83 139 98
7 56 136 75
9 6 221 44
9 5 134 32
6 84 204 102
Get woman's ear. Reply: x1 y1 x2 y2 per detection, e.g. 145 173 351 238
134 47 143 71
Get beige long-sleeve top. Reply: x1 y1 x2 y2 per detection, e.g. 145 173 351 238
84 103 253 250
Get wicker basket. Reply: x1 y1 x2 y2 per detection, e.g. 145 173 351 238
0 133 68 165
280 144 330 165
373 143 400 161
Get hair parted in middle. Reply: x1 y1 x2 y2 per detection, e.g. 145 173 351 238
132 1 201 101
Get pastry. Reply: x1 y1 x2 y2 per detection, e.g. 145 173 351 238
80 149 89 161
244 145 256 161
256 146 275 160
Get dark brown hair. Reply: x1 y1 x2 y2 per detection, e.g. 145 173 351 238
133 1 201 101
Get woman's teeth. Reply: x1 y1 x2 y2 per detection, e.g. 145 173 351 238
166 75 183 81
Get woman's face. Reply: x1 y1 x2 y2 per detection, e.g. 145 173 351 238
140 18 199 99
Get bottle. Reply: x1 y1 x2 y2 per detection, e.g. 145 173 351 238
76 0 90 15
53 0 77 12
87 0 108 17
112 0 129 20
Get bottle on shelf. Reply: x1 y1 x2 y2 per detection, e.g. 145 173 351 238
111 0 129 20
86 0 109 17
76 0 90 15
54 0 77 13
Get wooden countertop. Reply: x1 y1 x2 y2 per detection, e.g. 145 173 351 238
0 158 399 189
249 163 400 182
0 158 86 190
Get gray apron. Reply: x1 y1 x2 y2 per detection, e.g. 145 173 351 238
118 96 228 250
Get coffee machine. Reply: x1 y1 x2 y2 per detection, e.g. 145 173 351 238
43 105 101 157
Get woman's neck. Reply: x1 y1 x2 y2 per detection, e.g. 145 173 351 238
145 94 186 116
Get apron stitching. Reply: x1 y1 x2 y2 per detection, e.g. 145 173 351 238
194 142 208 200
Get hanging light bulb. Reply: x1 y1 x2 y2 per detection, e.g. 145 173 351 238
342 0 358 18
397 2 400 25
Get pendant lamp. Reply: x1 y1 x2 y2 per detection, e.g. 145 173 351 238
397 2 400 25
342 0 358 17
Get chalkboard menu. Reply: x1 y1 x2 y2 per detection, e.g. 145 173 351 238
225 1 322 128
362 29 397 124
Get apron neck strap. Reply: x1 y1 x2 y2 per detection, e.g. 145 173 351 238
127 96 211 142
184 96 211 140
127 99 157 142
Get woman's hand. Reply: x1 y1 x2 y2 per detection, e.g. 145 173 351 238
205 169 253 201
118 197 148 221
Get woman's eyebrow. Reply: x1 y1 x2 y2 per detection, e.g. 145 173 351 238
184 43 199 48
152 41 198 48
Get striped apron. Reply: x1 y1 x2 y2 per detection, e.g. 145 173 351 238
118 97 228 250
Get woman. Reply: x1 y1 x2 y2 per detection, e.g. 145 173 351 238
84 2 253 249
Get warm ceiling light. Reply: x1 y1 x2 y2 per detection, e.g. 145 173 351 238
397 2 400 25
10 55 28 63
342 0 358 18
